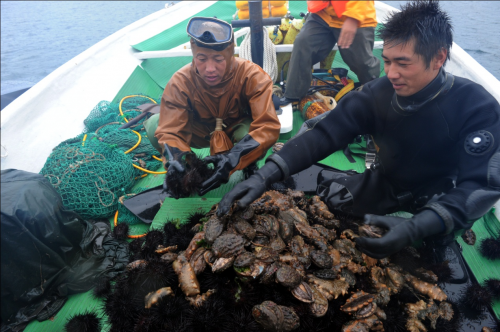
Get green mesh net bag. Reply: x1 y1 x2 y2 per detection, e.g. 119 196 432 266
83 95 159 133
41 94 164 220
40 134 135 219
95 123 163 177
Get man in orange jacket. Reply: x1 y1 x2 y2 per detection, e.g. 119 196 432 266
145 17 281 196
280 1 380 104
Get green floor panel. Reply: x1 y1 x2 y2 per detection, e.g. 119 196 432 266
457 210 500 320
111 65 164 104
132 2 238 52
24 290 107 332
141 57 193 89
151 197 221 229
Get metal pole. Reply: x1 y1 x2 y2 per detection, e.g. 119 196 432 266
248 1 263 68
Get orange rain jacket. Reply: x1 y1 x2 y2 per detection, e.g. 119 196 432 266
307 1 377 28
155 44 281 172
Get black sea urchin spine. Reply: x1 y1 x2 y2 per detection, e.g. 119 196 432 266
485 278 500 299
113 222 129 240
480 238 500 260
92 276 111 298
65 311 102 332
463 283 492 311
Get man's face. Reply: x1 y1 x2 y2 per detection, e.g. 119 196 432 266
382 39 446 97
192 46 227 86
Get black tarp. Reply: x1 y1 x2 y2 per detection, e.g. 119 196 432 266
1 169 129 331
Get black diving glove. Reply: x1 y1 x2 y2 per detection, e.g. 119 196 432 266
355 209 445 259
216 161 283 217
198 134 260 196
162 143 191 192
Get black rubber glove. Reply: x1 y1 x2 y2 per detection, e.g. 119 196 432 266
355 209 445 259
162 143 191 192
216 161 283 217
198 135 260 196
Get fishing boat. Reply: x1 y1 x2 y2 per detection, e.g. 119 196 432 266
1 1 499 331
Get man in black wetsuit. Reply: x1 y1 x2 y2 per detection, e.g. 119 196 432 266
217 1 500 263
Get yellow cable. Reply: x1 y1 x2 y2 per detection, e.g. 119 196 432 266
334 79 355 102
124 130 142 154
124 131 166 174
119 95 157 123
134 174 148 180
133 164 167 174
153 155 163 162
82 134 87 147
118 95 165 174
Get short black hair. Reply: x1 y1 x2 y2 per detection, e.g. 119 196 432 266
378 0 453 68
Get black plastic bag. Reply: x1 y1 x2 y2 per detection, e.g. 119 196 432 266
1 169 129 331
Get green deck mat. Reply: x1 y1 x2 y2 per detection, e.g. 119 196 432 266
457 210 500 320
111 65 163 104
24 291 109 332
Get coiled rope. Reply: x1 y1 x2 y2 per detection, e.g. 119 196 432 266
239 28 278 82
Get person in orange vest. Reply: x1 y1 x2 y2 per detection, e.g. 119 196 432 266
280 1 380 105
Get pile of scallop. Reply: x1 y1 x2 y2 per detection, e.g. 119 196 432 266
102 189 468 332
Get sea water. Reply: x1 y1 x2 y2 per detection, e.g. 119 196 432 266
1 1 499 95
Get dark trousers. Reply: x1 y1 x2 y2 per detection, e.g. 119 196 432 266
284 13 380 99
317 168 455 217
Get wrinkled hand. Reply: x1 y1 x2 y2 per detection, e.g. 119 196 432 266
198 154 233 196
337 17 359 49
355 210 445 259
216 173 267 217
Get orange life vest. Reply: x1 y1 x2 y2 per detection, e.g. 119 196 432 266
307 0 347 18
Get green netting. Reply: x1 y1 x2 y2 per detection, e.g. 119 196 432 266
40 94 167 219
40 135 135 219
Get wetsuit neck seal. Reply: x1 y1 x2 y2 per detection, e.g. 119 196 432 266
392 68 454 115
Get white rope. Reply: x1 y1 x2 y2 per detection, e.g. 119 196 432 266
239 28 278 82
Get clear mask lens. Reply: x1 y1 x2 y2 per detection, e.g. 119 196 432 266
187 17 232 45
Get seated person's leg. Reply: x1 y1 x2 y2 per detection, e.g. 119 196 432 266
317 168 404 216
334 27 381 84
228 117 252 144
283 14 336 103
144 114 211 153
143 113 162 153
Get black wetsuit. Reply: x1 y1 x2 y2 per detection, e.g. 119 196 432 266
269 68 500 234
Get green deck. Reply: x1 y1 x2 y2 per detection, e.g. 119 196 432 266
23 1 500 331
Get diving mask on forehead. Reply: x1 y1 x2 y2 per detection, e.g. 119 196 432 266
187 17 233 51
